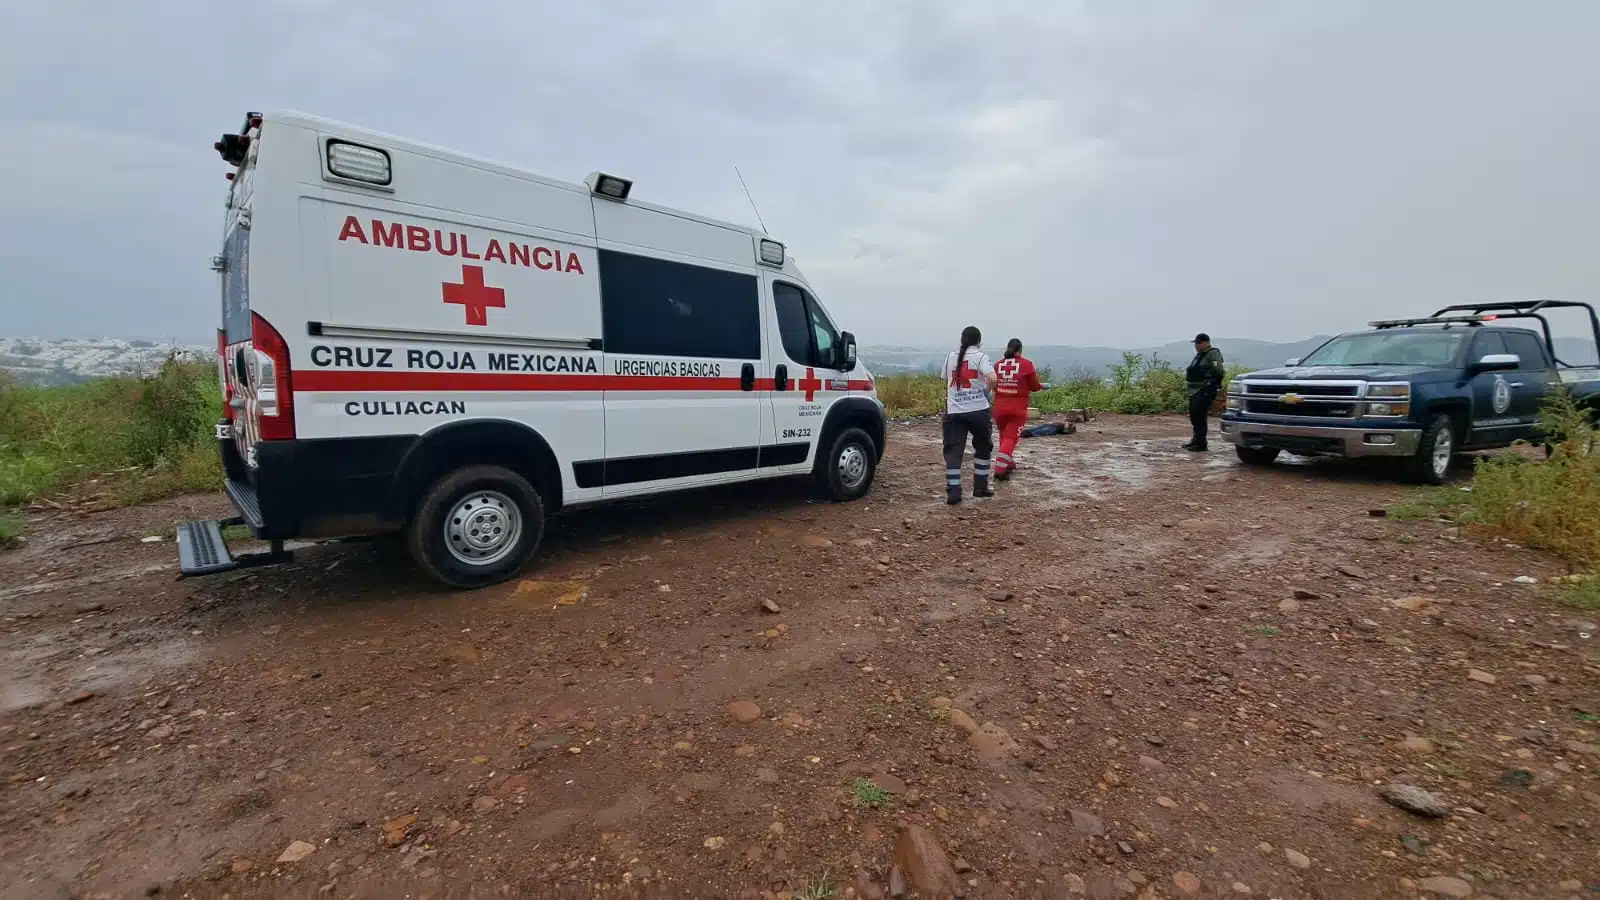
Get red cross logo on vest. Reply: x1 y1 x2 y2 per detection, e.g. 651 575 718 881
442 264 505 326
797 367 824 402
951 361 979 389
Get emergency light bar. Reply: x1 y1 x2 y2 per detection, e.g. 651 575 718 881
1369 315 1489 329
586 172 633 201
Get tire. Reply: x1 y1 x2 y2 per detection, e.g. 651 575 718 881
406 465 546 589
816 427 877 501
1235 446 1281 467
1403 415 1456 484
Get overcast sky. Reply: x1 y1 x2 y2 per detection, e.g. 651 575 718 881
2 0 1597 348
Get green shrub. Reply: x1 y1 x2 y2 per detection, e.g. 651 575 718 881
0 355 222 508
873 353 1250 419
1464 388 1600 564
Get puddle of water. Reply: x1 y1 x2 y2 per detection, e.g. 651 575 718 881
1 630 198 712
1011 440 1161 506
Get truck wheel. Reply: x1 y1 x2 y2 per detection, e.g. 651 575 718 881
817 427 877 501
407 465 546 589
1404 415 1456 485
1235 446 1280 467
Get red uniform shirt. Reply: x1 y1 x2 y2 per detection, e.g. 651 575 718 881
994 355 1042 407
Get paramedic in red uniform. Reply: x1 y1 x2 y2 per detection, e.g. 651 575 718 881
992 338 1043 480
941 326 998 504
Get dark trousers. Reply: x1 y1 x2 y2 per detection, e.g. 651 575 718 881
1188 387 1218 446
942 409 994 493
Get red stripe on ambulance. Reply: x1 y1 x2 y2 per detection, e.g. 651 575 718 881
293 370 808 393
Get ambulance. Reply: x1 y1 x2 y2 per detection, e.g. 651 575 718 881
181 111 885 588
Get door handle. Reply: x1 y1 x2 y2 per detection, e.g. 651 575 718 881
1509 382 1524 388
740 363 755 392
774 364 789 391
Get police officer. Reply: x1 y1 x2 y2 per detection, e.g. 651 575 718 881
1183 333 1225 451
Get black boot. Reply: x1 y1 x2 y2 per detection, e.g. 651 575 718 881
973 476 995 498
947 488 963 505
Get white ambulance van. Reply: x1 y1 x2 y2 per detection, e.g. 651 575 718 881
182 111 885 588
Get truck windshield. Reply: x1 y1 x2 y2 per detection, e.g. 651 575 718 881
1298 331 1466 367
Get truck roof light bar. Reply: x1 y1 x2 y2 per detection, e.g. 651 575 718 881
1369 315 1487 329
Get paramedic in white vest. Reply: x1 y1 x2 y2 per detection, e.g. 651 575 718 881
940 325 999 504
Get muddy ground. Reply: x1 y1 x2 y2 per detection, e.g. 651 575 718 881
2 415 1598 900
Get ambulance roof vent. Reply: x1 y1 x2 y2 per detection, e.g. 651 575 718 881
585 172 632 202
758 238 785 268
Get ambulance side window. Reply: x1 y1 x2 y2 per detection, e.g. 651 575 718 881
774 284 813 363
809 305 839 367
600 249 761 359
774 282 841 369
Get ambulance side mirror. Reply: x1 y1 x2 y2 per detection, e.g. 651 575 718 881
840 332 858 372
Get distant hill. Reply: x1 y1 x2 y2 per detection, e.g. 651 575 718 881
866 334 1600 376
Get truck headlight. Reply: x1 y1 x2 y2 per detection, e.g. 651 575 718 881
1226 395 1243 410
1366 383 1411 400
1228 381 1246 395
1367 402 1409 417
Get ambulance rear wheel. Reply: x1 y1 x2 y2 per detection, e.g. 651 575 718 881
407 465 546 589
818 427 877 501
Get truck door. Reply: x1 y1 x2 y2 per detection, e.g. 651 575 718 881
763 277 849 473
1502 330 1560 441
1466 331 1520 446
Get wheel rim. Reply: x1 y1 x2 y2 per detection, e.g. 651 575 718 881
443 490 522 567
1431 428 1453 478
838 443 869 490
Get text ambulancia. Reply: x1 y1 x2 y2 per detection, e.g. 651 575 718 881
181 111 885 588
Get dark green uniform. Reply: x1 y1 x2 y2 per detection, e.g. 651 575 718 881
1185 347 1225 448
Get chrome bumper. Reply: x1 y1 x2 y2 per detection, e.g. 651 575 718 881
1221 419 1421 457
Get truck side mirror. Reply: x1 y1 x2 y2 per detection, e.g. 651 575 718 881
1471 353 1519 373
839 332 858 372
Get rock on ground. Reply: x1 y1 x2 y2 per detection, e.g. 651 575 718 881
1379 783 1451 818
893 825 964 898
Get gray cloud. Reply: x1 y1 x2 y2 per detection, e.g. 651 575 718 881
2 1 1598 346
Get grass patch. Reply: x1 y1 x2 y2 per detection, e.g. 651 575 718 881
1550 579 1600 614
1575 712 1599 724
0 355 221 510
0 512 23 548
876 352 1250 418
1388 487 1473 521
850 777 894 809
1433 761 1468 780
793 872 837 900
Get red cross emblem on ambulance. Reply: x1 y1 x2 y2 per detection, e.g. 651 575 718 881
442 264 505 326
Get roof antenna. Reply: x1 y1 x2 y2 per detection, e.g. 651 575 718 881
735 165 769 236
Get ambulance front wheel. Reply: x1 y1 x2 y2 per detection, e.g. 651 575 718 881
407 464 546 589
818 427 877 501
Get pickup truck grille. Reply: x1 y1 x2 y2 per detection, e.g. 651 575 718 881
1244 383 1360 398
1245 399 1360 418
1238 380 1367 419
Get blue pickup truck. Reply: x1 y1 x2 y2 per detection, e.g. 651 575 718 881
1221 300 1600 483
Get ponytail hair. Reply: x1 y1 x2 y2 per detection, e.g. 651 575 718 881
1004 338 1022 360
955 326 981 378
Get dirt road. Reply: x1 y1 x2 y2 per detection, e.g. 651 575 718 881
3 415 1598 899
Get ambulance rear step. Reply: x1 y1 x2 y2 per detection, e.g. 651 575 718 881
176 516 292 577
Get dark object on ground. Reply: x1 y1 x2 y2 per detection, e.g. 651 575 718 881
1021 422 1076 439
